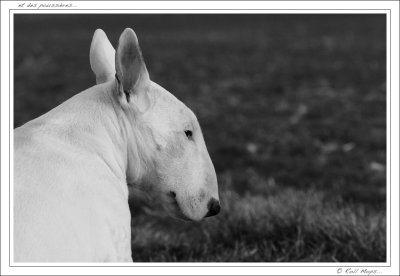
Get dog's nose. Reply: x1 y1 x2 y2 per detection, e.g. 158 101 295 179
206 198 220 217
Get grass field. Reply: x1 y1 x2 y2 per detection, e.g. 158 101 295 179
14 14 386 262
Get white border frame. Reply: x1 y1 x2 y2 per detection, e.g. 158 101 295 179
1 1 399 275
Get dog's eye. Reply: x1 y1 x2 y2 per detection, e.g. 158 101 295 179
184 130 193 139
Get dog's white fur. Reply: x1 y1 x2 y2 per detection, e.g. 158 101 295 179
14 28 219 262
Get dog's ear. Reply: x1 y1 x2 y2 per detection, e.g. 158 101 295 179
115 28 150 105
90 29 116 84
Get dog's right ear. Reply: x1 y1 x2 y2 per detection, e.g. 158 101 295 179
90 29 116 84
115 28 150 106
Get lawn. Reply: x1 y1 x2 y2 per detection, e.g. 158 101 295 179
14 14 386 262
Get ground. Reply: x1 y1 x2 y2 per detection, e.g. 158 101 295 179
14 14 386 262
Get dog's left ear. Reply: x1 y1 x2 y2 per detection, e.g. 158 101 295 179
115 28 150 105
90 29 115 84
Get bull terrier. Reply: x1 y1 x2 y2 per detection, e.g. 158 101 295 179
14 28 220 262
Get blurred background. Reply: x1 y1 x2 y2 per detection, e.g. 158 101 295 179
14 14 386 262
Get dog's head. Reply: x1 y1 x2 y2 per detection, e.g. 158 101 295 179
90 29 220 221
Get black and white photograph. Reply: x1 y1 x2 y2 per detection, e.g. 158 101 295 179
1 1 399 275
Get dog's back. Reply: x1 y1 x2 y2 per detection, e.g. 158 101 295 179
14 86 132 262
14 122 89 261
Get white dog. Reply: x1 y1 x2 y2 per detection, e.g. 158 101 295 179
14 28 220 262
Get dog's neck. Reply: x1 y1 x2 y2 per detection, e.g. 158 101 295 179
102 81 155 186
75 81 133 196
38 81 150 197
94 82 131 183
